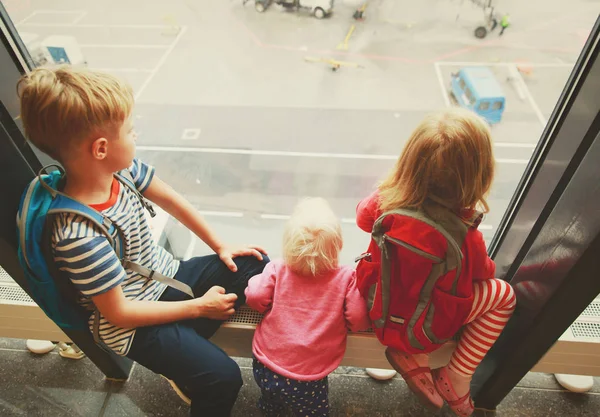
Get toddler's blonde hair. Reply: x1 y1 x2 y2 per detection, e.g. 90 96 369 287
17 65 134 162
283 198 343 277
379 108 495 214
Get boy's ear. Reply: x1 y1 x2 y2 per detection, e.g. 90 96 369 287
91 137 108 160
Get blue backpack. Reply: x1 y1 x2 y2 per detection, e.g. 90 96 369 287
16 166 193 343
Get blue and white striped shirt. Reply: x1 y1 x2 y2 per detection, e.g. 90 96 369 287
51 159 179 355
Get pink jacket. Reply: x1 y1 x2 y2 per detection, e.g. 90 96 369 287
245 260 370 381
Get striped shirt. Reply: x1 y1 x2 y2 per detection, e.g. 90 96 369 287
51 159 179 356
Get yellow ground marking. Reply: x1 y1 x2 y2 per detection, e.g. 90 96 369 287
337 24 356 50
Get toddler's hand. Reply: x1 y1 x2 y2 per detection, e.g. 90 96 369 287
196 286 238 320
218 244 267 272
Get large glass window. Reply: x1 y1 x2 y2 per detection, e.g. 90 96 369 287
2 0 598 262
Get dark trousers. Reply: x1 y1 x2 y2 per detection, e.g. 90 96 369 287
127 254 269 417
253 357 330 417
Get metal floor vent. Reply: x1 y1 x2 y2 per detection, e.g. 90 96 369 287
0 267 14 283
580 301 600 319
571 300 600 340
0 266 34 304
571 322 600 339
0 282 34 304
227 306 263 326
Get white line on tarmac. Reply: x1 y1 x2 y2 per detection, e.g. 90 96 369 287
136 145 530 164
260 214 289 220
219 212 493 230
512 70 548 127
435 61 575 68
135 26 187 101
16 23 177 29
15 11 37 25
434 62 451 107
199 210 244 218
16 10 88 25
183 231 197 260
94 68 154 73
71 11 87 25
494 142 536 148
80 44 169 49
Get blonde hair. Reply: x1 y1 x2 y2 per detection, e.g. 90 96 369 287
379 108 495 213
283 198 343 277
17 65 134 161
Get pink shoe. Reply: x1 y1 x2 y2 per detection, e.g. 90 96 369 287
385 347 444 410
432 367 474 417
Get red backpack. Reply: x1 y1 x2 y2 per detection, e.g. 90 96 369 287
356 208 477 354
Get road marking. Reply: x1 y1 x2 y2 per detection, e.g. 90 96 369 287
16 10 87 25
435 61 575 68
16 22 178 29
199 210 243 218
135 26 187 101
136 145 530 164
337 24 356 51
71 11 87 25
182 128 202 140
94 68 153 73
228 212 493 230
80 44 169 49
183 231 197 260
434 62 450 107
512 69 548 127
260 214 289 220
494 142 536 148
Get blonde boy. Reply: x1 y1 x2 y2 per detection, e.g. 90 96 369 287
18 66 269 417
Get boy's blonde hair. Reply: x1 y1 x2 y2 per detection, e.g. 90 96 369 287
283 198 343 277
379 108 495 213
17 66 134 162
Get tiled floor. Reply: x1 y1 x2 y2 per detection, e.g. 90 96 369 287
0 338 599 417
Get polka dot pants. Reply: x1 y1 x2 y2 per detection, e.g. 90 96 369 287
252 358 329 417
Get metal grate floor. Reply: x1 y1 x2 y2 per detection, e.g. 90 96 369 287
0 284 34 304
0 266 15 283
580 301 600 319
227 306 262 326
571 322 600 339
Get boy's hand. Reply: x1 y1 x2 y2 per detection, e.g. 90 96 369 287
196 286 238 320
218 244 267 272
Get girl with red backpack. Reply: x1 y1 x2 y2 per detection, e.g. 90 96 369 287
355 108 516 416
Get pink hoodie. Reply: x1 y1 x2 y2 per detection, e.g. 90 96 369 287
245 260 370 381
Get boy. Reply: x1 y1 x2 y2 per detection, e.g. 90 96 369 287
17 66 269 417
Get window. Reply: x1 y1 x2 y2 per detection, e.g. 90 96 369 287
492 101 503 110
459 78 466 90
464 88 475 105
0 1 597 261
479 101 490 111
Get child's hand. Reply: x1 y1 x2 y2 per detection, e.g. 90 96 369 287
196 286 238 320
218 244 267 272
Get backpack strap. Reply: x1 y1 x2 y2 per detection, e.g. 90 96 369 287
370 209 465 346
39 166 193 347
114 169 156 217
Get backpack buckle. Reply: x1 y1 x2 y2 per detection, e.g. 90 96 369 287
355 252 371 263
143 199 156 217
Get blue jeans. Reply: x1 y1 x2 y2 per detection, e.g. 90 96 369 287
253 357 330 417
127 254 269 417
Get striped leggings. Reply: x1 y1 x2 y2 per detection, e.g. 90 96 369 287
447 279 517 377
